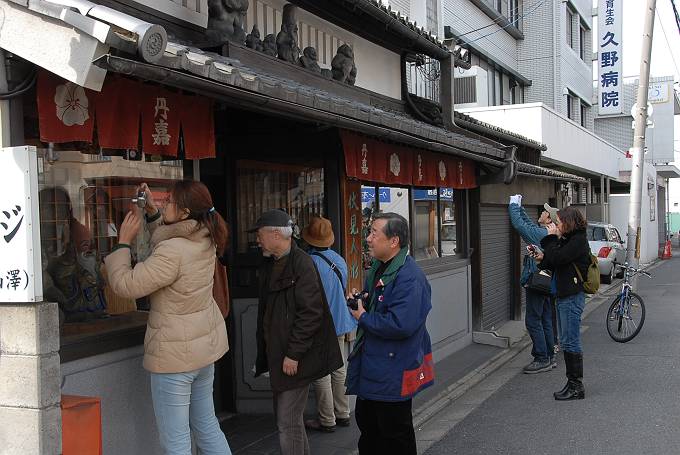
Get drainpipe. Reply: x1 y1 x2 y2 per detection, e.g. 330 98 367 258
0 50 10 147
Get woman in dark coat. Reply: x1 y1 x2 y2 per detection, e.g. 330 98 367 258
533 206 590 401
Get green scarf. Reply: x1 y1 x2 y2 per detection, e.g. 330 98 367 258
351 248 409 357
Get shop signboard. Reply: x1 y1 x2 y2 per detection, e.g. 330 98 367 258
343 179 364 293
0 146 42 302
597 0 623 115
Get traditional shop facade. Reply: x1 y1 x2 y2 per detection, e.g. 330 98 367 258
0 0 582 453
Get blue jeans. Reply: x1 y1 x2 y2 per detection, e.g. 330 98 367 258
556 292 585 353
150 364 231 455
525 289 554 362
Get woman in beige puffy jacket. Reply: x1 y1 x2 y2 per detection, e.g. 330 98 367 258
105 180 231 455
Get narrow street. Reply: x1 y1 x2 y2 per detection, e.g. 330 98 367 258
421 255 680 455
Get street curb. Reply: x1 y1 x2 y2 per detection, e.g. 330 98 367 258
413 335 532 429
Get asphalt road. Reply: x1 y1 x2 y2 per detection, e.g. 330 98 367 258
423 256 680 455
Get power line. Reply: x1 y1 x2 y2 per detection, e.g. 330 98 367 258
457 0 549 46
456 0 541 38
654 7 680 79
671 0 680 35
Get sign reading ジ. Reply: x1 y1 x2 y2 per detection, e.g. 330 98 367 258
0 147 42 302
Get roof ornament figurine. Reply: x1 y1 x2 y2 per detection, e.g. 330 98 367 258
331 44 357 85
276 4 301 64
299 47 321 74
245 25 263 51
206 0 249 45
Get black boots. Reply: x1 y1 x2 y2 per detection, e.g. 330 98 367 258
554 351 585 401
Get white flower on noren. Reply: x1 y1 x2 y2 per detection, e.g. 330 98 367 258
54 82 89 126
438 160 447 181
389 152 401 176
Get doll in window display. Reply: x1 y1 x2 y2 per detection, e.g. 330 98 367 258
40 187 108 323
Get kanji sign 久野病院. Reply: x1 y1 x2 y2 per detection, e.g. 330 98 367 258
598 0 623 115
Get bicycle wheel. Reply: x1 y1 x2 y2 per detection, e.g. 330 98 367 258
606 292 646 343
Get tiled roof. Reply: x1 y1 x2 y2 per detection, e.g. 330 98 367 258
367 0 449 52
454 111 547 151
97 41 507 161
517 162 586 182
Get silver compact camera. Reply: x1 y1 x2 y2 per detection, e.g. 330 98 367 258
131 190 147 208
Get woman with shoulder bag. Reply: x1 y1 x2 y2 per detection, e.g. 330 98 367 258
105 180 231 454
532 206 590 401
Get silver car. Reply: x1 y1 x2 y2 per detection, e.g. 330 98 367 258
586 222 626 284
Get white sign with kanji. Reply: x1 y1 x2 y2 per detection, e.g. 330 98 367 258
598 0 623 115
0 146 42 302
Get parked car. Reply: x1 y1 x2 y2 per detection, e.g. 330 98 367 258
586 222 626 284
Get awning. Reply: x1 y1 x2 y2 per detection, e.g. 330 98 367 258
36 70 215 158
341 130 477 189
656 164 680 179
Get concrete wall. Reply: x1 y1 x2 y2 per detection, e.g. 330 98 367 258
460 103 622 179
608 162 660 264
595 77 676 166
441 0 518 72
0 302 61 455
61 346 163 455
246 0 402 99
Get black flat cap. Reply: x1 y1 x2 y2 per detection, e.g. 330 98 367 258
247 209 293 232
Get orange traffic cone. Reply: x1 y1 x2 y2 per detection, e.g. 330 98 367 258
662 240 672 259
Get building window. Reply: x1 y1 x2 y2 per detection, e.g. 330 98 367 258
566 8 574 49
236 160 324 253
580 102 587 127
579 24 587 60
37 148 184 346
439 189 457 256
413 188 440 260
426 0 438 34
509 0 522 29
566 93 574 120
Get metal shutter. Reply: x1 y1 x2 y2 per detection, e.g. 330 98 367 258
480 205 512 331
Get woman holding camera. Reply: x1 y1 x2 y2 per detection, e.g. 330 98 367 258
533 206 590 401
105 181 231 454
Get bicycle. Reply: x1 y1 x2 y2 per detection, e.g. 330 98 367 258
606 262 650 343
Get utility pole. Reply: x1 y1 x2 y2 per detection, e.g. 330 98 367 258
626 0 656 267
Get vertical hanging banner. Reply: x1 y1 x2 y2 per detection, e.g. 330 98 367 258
342 179 364 293
598 0 623 115
0 147 42 303
141 86 181 156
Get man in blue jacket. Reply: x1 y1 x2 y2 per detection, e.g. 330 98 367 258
509 195 555 373
346 212 433 455
301 216 358 433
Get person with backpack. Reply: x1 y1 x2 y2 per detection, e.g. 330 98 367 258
531 206 591 401
508 195 555 374
301 216 358 433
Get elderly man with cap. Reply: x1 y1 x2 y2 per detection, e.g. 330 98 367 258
301 216 358 433
250 210 343 455
509 196 559 374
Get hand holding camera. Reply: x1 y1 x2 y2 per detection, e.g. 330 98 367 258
132 183 158 215
347 289 368 320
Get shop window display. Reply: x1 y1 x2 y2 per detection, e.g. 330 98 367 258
361 185 377 270
236 160 324 253
439 189 457 256
413 188 440 260
37 148 183 342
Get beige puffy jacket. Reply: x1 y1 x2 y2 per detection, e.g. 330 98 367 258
105 217 229 373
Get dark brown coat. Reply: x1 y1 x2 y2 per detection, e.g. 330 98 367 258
255 242 343 392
